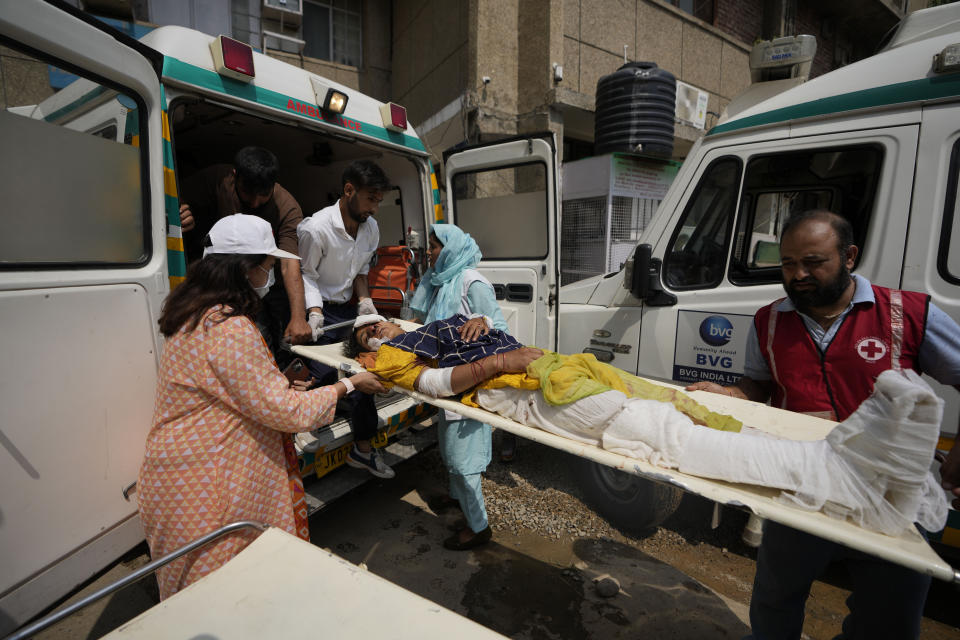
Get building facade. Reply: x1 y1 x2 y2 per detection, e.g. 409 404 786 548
397 0 922 165
0 0 927 166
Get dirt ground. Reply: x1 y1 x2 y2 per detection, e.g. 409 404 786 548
28 439 960 639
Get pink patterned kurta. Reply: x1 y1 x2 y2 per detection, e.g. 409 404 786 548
138 308 338 599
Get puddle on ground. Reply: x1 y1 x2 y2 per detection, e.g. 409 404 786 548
458 531 751 638
461 537 589 639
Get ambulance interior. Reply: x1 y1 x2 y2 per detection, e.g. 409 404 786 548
168 98 429 316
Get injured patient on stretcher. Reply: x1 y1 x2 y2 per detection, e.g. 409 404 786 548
346 313 948 537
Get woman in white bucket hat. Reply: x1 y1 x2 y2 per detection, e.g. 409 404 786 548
138 214 385 600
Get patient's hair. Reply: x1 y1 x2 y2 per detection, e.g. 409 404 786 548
342 328 366 359
342 321 403 359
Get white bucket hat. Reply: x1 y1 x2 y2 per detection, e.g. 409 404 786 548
203 213 300 260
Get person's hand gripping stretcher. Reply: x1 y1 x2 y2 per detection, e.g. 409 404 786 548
345 313 949 538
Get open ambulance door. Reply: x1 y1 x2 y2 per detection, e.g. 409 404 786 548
0 1 166 632
443 134 560 351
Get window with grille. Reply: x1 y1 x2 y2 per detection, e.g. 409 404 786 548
666 0 714 23
303 0 362 67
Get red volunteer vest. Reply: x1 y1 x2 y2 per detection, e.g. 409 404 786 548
755 285 928 421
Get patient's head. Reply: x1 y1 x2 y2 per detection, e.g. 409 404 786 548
343 320 406 358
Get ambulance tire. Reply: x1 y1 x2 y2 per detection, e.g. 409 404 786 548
576 459 683 533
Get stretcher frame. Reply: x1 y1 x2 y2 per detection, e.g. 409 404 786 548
292 328 959 584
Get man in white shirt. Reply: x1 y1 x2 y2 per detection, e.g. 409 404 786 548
298 159 394 478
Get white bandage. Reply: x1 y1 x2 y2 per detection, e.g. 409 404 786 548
340 377 355 394
415 367 454 397
354 314 386 329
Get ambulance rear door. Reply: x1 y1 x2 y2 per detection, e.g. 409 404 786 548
0 1 165 631
443 134 560 350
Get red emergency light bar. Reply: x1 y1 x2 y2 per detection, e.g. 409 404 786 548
380 102 407 132
210 35 255 82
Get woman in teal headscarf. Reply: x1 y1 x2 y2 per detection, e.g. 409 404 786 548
409 223 508 550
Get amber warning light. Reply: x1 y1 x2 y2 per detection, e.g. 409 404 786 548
210 35 255 82
380 102 407 132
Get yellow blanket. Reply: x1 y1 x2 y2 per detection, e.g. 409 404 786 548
369 346 740 432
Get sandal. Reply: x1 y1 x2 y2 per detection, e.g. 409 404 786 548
443 526 492 551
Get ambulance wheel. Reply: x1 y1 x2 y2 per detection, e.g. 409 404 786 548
576 459 683 532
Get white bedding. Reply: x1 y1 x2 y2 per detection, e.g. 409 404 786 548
475 369 947 537
292 338 958 583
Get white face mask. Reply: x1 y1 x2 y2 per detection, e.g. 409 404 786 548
250 265 274 298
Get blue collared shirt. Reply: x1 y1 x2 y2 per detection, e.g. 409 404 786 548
744 274 960 385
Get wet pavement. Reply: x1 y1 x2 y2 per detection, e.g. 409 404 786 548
307 454 753 639
25 439 960 639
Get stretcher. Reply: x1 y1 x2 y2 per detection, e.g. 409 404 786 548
291 326 959 584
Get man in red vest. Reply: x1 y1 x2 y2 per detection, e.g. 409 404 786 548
688 209 960 640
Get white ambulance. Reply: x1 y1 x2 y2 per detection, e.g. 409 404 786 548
535 4 960 533
0 1 480 630
4 0 960 631
434 4 960 535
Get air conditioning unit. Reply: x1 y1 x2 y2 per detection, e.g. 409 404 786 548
675 81 709 130
749 35 817 83
263 0 302 27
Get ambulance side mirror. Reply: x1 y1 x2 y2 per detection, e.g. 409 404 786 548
625 244 677 307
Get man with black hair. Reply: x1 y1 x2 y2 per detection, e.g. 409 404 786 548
179 146 311 356
688 209 960 640
297 159 394 477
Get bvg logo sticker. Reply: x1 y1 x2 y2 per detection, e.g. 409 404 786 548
855 337 887 362
699 315 734 347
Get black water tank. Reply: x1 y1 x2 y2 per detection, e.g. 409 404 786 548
594 61 676 157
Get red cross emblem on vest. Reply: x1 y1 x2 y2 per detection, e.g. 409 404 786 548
855 337 887 362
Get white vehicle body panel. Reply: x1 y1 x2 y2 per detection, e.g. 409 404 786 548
0 1 165 631
103 528 507 639
0 2 437 632
444 136 560 351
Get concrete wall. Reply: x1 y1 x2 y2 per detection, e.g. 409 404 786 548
360 0 393 100
473 0 521 137
562 0 753 147
715 0 764 46
392 0 471 144
397 0 762 161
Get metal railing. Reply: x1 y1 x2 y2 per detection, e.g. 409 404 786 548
5 521 269 640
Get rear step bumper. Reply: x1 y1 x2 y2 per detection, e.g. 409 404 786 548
294 390 439 516
302 422 437 516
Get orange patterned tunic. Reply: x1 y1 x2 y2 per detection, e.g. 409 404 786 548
138 308 338 599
